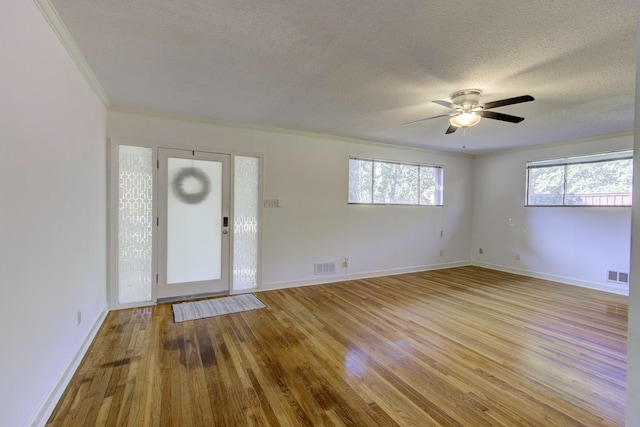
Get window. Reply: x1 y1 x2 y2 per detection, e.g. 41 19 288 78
117 145 153 304
233 156 260 291
526 150 633 206
349 157 443 205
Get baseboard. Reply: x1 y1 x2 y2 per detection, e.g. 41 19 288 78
29 306 109 427
472 261 629 296
261 261 471 291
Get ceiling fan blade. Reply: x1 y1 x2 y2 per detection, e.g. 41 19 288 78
433 99 458 109
480 110 525 123
482 95 534 110
445 124 458 134
401 114 453 126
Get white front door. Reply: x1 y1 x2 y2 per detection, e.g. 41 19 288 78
157 148 230 300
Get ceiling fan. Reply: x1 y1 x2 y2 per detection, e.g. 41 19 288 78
403 89 534 134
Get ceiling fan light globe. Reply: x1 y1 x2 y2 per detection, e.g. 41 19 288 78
450 113 481 128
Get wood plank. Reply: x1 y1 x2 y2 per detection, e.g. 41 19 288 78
46 267 627 426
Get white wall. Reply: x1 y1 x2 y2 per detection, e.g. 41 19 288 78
0 2 107 426
471 134 633 294
108 111 473 289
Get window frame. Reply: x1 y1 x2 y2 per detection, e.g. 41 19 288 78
525 150 633 207
348 156 444 206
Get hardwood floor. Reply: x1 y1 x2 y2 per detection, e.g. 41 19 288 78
47 267 628 426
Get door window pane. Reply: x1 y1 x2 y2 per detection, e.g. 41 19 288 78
167 158 222 284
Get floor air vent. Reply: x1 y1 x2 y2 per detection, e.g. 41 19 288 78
608 270 630 284
314 262 336 275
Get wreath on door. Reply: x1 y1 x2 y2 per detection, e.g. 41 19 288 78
172 167 210 204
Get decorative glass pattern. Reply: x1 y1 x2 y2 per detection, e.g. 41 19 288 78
233 156 259 290
118 145 153 304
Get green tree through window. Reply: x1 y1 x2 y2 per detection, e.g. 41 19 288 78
349 158 443 206
526 151 633 206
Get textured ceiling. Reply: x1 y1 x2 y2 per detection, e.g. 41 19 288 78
49 0 637 154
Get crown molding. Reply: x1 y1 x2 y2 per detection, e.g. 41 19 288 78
108 105 474 159
472 130 634 158
34 0 111 108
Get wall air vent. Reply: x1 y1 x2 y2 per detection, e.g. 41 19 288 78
314 262 336 275
607 270 630 284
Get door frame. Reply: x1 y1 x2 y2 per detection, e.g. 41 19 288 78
157 148 231 301
108 138 264 309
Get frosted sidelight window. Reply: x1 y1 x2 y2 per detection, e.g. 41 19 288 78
118 145 153 304
233 156 259 290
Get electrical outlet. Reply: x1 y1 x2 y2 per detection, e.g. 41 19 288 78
515 254 521 261
439 250 443 256
479 248 483 254
440 230 444 238
77 310 82 326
